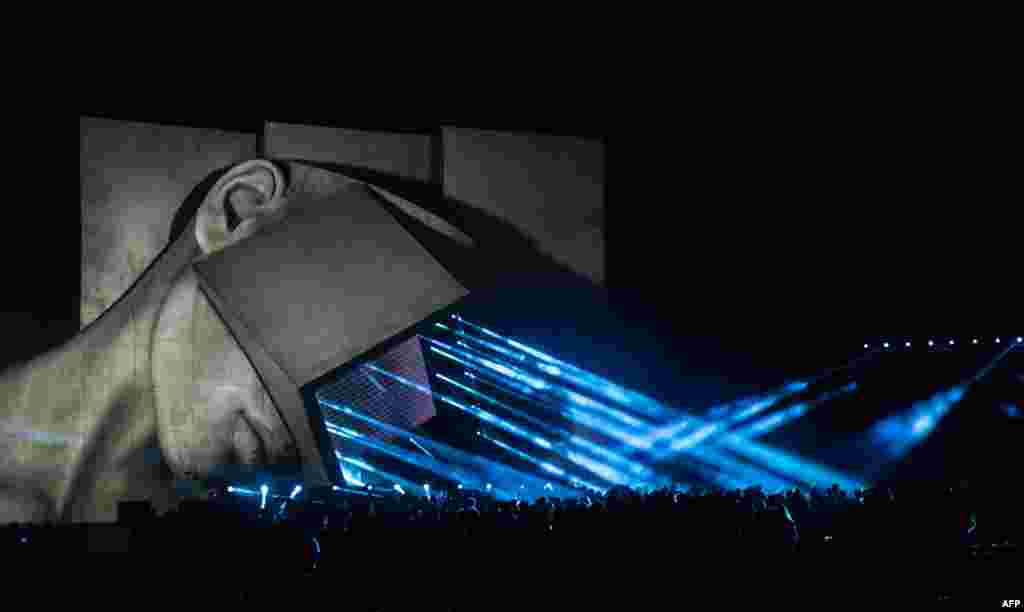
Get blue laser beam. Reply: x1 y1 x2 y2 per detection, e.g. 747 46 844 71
336 454 421 493
449 315 668 418
320 399 562 493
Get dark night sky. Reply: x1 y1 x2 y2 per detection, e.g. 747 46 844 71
0 112 1016 385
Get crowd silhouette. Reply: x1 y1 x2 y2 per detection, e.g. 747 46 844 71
2 478 1018 606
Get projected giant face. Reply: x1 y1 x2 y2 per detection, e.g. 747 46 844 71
1 157 468 523
152 160 301 480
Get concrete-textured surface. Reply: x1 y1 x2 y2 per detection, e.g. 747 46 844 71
264 123 433 182
80 117 259 328
442 127 605 285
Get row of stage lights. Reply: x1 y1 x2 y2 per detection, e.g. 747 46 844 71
866 337 1022 349
226 481 527 507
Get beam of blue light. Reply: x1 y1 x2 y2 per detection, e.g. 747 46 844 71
442 316 868 492
477 431 594 493
366 362 549 448
337 455 373 473
290 485 303 499
321 399 562 493
717 441 863 491
636 351 876 451
868 343 1015 463
436 371 654 479
439 368 659 481
450 329 531 365
363 367 387 393
438 337 645 431
650 412 862 490
567 436 654 477
337 454 420 493
420 336 551 391
325 424 362 438
728 403 809 439
448 339 859 491
725 397 780 425
565 408 654 450
409 437 435 459
340 468 365 488
644 418 693 443
435 373 563 435
705 380 860 447
227 487 258 496
427 345 540 398
541 463 565 477
870 386 964 459
666 423 722 452
478 431 547 469
330 427 477 486
681 446 796 491
260 485 268 510
911 415 932 435
372 360 650 464
394 484 405 495
448 316 669 418
565 451 632 485
563 390 650 429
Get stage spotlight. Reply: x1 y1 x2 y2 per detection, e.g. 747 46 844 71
1018 337 1022 344
949 340 955 345
332 485 341 491
906 341 911 348
424 484 430 492
394 484 405 495
290 485 303 499
227 486 235 493
544 483 554 491
973 339 979 345
486 483 492 490
883 342 889 348
864 344 869 349
367 485 373 491
458 484 464 490
260 485 269 510
929 340 935 347
996 338 1000 343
